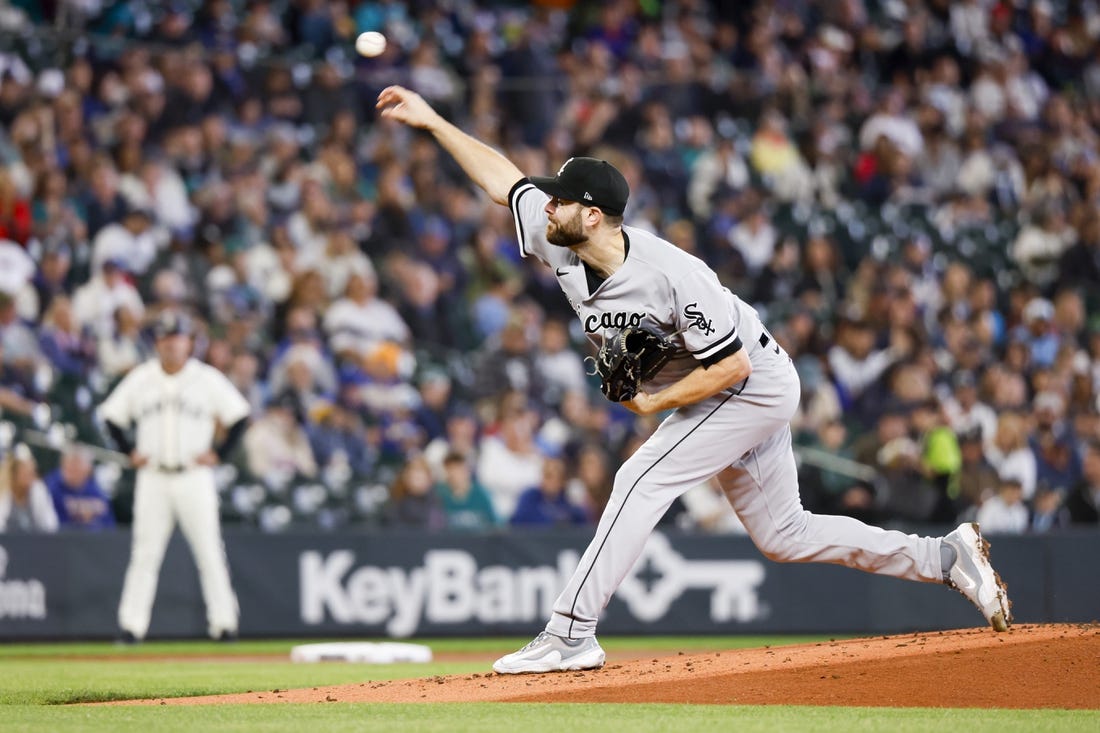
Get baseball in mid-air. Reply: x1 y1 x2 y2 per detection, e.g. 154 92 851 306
356 31 387 57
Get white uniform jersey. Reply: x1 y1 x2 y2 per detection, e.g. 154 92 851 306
509 180 770 391
99 358 251 468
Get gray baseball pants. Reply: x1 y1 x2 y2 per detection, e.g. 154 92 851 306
546 339 944 639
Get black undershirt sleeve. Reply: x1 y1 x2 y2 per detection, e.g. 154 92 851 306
507 177 531 204
104 420 133 455
215 416 250 461
699 337 743 368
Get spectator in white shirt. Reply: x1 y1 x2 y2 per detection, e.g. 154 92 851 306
286 179 332 257
136 158 196 234
858 91 924 158
949 0 990 57
688 136 749 219
728 204 777 276
942 370 997 446
97 304 146 379
0 291 42 374
0 239 35 311
1012 205 1076 289
827 318 903 401
90 206 167 276
301 230 375 300
1004 43 1048 121
0 444 58 534
323 271 411 360
976 476 1029 534
72 259 145 338
985 412 1038 500
969 53 1007 123
476 407 544 521
243 392 318 482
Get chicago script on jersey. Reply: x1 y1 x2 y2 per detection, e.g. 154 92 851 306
584 311 646 332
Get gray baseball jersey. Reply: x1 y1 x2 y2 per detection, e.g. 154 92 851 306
508 178 945 640
510 180 767 389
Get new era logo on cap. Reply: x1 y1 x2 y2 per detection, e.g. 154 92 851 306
530 158 629 216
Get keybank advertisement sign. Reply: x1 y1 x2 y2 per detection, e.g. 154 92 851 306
3 531 1080 639
297 532 768 636
0 544 47 621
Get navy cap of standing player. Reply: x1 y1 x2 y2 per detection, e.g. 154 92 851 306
152 310 192 339
529 157 630 216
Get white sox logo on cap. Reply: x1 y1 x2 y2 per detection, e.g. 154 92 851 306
531 157 630 216
557 157 599 200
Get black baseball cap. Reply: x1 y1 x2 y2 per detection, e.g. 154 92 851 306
153 310 192 339
529 157 630 216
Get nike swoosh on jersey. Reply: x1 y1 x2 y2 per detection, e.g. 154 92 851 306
556 268 568 276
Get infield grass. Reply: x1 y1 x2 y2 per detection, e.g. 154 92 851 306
4 703 1097 733
1 637 1096 732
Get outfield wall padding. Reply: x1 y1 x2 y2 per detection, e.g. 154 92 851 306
0 529 1095 639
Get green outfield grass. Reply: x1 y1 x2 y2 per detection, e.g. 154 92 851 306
4 703 1098 733
1 637 1096 732
0 634 834 660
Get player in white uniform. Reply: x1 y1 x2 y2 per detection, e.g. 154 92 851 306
100 311 251 642
376 86 1012 674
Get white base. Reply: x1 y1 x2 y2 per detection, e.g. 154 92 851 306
290 641 433 664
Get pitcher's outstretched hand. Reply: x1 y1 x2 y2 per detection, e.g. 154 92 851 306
377 86 441 130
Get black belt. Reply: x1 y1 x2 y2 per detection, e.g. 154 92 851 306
151 465 187 474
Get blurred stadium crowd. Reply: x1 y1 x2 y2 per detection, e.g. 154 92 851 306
0 0 1099 536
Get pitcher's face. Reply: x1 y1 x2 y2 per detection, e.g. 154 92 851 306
544 197 588 248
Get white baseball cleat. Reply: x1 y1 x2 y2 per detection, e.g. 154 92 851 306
942 522 1012 632
492 631 606 674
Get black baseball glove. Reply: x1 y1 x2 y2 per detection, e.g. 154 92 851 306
593 325 676 402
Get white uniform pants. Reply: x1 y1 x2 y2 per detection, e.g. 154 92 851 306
118 467 238 639
546 342 943 639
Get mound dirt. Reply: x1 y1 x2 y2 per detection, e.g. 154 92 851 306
114 623 1099 709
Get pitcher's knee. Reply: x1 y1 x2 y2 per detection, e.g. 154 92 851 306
753 511 811 563
757 537 798 563
611 461 656 499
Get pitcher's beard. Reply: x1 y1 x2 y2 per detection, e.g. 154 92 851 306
546 218 587 248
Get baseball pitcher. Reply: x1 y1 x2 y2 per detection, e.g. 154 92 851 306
377 86 1011 674
100 311 250 642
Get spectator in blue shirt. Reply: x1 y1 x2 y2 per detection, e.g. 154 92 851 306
45 447 116 530
1014 298 1061 369
510 457 587 527
38 295 97 378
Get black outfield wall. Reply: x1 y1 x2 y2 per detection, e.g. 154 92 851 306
0 529 1095 638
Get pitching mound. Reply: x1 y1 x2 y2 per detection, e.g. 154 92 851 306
125 623 1099 709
